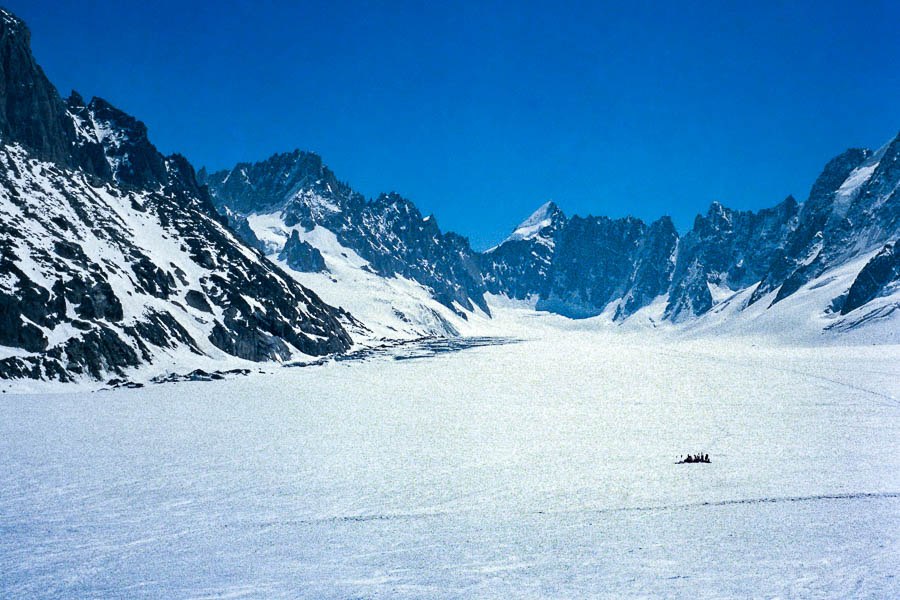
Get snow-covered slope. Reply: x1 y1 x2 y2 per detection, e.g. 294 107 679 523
0 8 351 384
245 212 492 339
202 152 489 318
0 141 351 383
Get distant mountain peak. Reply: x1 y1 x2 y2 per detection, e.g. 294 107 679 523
504 201 566 244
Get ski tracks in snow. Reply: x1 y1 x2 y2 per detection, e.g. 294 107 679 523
256 491 900 529
655 345 900 409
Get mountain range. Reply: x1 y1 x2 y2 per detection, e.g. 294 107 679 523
1 6 898 384
203 135 900 336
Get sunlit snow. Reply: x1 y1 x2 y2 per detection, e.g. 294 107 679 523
503 201 558 245
2 308 898 598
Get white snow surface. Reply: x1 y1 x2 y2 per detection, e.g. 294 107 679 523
1 320 899 598
246 212 493 340
834 162 878 213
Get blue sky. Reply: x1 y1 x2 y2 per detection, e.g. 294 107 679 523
8 0 900 249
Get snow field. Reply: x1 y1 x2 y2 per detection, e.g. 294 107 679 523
1 330 898 598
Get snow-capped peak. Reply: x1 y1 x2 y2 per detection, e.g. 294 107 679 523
504 201 562 244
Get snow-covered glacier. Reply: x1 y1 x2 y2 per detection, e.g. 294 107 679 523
2 310 899 598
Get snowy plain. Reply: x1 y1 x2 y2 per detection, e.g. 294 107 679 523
2 306 899 599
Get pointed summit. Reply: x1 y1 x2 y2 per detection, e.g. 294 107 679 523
504 201 566 244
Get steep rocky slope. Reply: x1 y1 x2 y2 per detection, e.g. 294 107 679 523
202 152 488 316
0 8 351 382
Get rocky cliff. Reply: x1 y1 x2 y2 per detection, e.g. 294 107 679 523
0 8 351 383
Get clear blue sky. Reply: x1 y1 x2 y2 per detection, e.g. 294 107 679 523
8 0 900 249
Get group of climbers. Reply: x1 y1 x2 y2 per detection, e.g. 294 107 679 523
677 453 710 464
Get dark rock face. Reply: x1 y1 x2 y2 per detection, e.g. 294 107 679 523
538 216 647 318
844 135 900 251
0 10 76 167
206 150 346 215
206 153 489 314
220 206 265 252
841 241 900 314
78 96 169 188
0 12 110 180
806 149 871 220
279 230 327 273
618 216 679 318
483 204 677 319
0 8 352 382
480 202 566 301
666 197 798 319
185 290 213 313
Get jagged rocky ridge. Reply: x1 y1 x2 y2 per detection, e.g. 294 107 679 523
485 135 900 324
279 230 328 273
201 152 488 315
209 130 900 332
0 8 351 382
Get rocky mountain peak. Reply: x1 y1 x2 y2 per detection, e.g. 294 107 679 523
279 230 328 273
0 7 77 168
646 215 678 244
80 96 169 188
374 191 409 208
205 148 348 215
0 7 25 31
66 90 87 109
704 201 732 229
504 200 566 245
853 131 900 206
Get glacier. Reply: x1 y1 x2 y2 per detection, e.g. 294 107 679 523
2 312 899 598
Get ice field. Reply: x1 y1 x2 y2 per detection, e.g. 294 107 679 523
2 328 900 598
